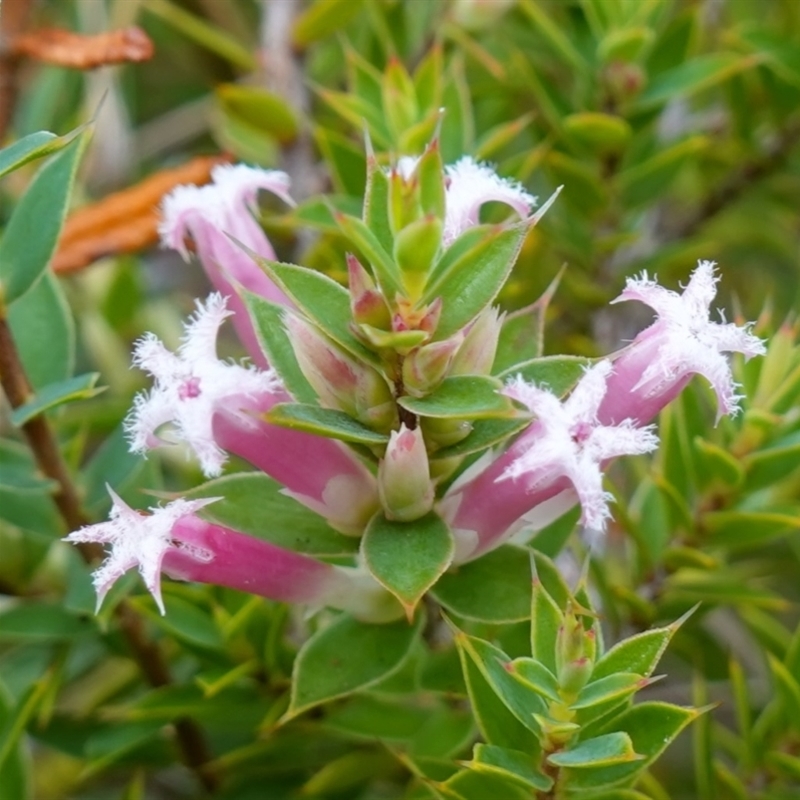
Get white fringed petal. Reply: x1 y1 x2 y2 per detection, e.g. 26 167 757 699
64 487 218 614
125 293 281 476
500 361 658 531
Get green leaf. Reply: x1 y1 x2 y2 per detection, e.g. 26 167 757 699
496 355 590 395
617 136 708 207
563 112 632 153
563 703 700 790
216 84 298 144
362 512 454 614
243 292 317 403
0 440 56 492
431 418 530 460
288 611 423 717
266 403 388 446
292 0 365 47
183 473 358 557
507 658 560 702
703 510 800 549
432 546 532 623
455 646 538 753
693 436 744 487
246 257 381 368
0 603 94 641
135 594 223 650
637 53 760 108
0 129 90 305
548 732 642 768
744 434 800 491
530 561 564 675
592 610 692 681
0 683 28 800
425 224 530 340
8 264 74 393
335 211 402 297
453 631 545 735
443 769 532 800
469 744 551 792
493 269 564 370
143 0 257 70
0 129 78 181
10 372 104 426
518 0 587 71
398 376 520 420
573 673 650 711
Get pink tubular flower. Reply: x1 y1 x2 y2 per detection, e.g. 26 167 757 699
126 294 380 534
64 489 397 621
160 163 295 366
599 260 766 426
442 361 659 563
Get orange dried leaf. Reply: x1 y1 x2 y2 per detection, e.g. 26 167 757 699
53 154 230 274
12 26 154 70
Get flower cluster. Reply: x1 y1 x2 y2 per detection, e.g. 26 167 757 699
66 146 765 619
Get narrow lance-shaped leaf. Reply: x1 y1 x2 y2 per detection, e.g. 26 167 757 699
0 128 91 305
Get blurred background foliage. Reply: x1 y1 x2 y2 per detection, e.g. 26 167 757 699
2 0 800 798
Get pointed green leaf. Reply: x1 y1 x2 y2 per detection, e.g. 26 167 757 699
292 0 365 47
0 129 79 181
703 509 800 549
0 129 90 305
398 376 520 420
507 657 560 702
592 607 695 681
246 256 381 368
431 417 530 460
266 403 388 446
456 645 539 752
432 546 532 623
470 744 551 792
530 558 566 674
442 769 532 800
424 224 530 340
573 673 651 711
242 292 317 403
288 611 423 717
364 154 393 252
548 732 642 768
10 372 104 427
563 703 700 790
184 473 358 557
455 631 545 734
216 84 298 144
496 355 590 396
0 440 56 493
363 512 454 613
636 52 760 109
334 212 402 297
143 0 256 69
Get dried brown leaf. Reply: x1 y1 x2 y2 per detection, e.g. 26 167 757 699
53 154 230 274
12 26 154 70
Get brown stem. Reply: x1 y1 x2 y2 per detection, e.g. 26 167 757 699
0 309 218 793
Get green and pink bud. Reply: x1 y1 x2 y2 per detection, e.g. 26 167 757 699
285 313 396 431
378 424 435 521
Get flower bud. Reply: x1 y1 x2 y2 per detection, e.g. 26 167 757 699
285 313 395 430
378 424 435 521
402 333 463 397
421 416 473 448
450 306 503 376
348 253 392 330
555 605 594 698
